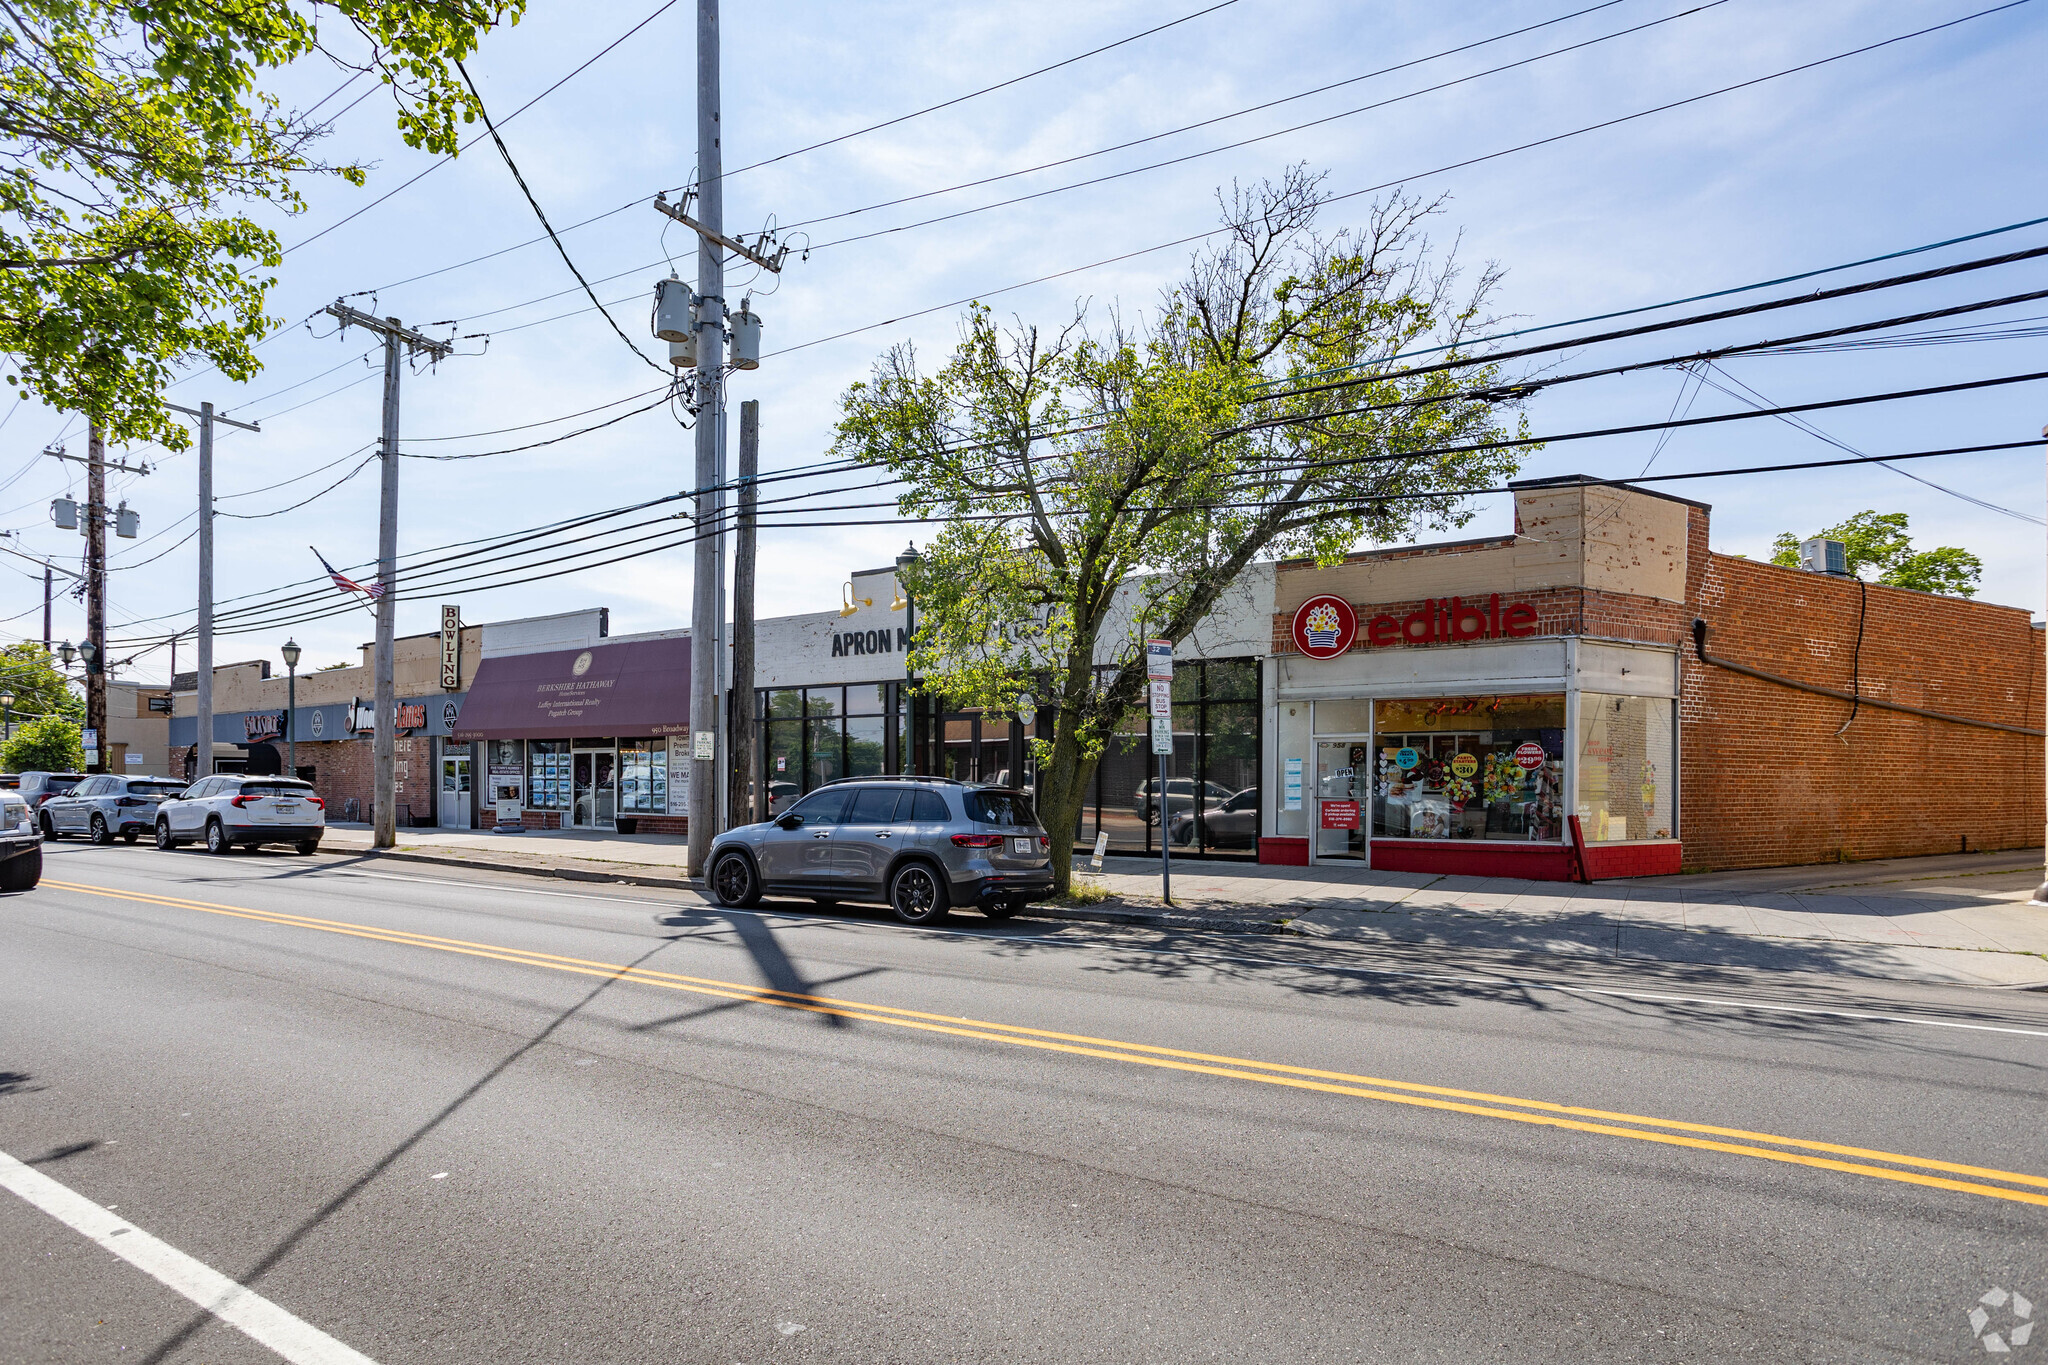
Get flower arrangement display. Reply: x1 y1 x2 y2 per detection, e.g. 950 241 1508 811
1483 751 1525 803
1443 776 1476 807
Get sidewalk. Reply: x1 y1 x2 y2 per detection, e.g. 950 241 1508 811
316 824 2048 988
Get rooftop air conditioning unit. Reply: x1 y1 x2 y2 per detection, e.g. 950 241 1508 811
1798 538 1849 576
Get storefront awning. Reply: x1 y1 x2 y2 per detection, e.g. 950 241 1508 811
450 637 691 741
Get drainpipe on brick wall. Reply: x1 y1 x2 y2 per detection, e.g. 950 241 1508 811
2038 424 2048 907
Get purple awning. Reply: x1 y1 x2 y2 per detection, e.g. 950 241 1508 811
450 637 691 741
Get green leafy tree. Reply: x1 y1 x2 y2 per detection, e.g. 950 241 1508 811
1770 510 1982 597
0 642 81 723
3 714 83 771
834 171 1533 892
0 0 523 447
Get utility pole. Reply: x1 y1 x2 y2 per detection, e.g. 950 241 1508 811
84 424 106 770
728 400 758 828
323 303 452 848
46 429 148 770
686 0 726 878
168 402 258 782
41 565 50 648
2037 422 2048 906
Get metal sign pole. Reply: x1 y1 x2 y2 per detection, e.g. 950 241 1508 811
1147 638 1175 907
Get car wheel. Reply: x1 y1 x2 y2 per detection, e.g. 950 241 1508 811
155 818 176 851
38 812 57 839
0 846 42 891
710 851 760 908
89 813 112 846
888 862 949 925
294 839 320 855
204 819 233 855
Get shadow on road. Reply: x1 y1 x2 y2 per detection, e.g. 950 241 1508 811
135 935 682 1365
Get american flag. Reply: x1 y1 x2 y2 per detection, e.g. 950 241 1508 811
312 547 384 601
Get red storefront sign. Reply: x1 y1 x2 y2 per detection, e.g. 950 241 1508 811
1320 800 1361 830
1513 741 1547 770
1364 594 1537 646
1290 593 1539 655
1291 594 1358 659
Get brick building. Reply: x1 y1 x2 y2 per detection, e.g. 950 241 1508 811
1258 475 2042 878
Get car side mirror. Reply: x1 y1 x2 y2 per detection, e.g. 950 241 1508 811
776 813 803 830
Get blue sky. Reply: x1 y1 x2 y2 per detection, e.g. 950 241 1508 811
3 0 2043 681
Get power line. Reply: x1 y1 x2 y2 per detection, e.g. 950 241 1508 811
799 1 2031 256
720 0 1245 182
454 58 670 373
790 0 1724 247
284 0 687 257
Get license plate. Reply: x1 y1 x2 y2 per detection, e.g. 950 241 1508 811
274 801 299 811
1010 838 1033 856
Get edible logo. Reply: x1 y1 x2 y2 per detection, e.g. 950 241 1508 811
1290 594 1358 660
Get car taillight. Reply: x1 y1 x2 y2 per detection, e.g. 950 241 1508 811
1038 835 1050 849
115 796 144 807
230 795 254 807
308 797 323 808
950 833 1003 848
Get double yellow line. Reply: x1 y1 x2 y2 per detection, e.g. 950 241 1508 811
44 876 2048 1209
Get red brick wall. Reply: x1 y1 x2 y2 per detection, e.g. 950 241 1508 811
296 735 435 826
1681 552 2043 871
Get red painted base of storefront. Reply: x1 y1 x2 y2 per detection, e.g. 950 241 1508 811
513 810 688 835
1258 837 1310 865
1578 840 1683 879
1368 839 1578 880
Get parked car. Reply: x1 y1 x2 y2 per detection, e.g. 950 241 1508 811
1170 786 1260 848
706 776 1053 925
154 774 326 854
17 771 86 811
1131 777 1233 826
39 774 190 844
0 788 42 890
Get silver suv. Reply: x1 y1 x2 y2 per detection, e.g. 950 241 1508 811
39 773 187 844
707 776 1053 925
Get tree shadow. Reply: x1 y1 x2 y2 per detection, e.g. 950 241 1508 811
26 1139 98 1164
137 935 681 1365
0 1070 39 1097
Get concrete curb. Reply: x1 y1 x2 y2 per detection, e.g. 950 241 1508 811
330 846 1296 934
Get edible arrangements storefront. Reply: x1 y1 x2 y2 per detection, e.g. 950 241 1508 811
451 635 692 832
1260 476 2044 879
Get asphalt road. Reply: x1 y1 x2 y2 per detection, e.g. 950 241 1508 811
3 838 2046 1364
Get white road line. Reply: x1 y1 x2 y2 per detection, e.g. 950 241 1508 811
174 865 2048 1041
0 1149 380 1365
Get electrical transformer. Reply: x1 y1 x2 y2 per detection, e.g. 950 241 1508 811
652 276 696 342
730 305 762 370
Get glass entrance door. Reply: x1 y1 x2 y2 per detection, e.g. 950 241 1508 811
571 749 617 829
1314 738 1369 860
437 753 472 828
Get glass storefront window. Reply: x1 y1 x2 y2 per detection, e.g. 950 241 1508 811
526 739 568 810
1075 657 1262 859
1576 694 1676 841
617 738 668 813
1371 695 1566 842
845 715 886 777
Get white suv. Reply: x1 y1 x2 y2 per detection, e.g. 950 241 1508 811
155 775 326 855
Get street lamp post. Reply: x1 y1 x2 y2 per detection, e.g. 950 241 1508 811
0 691 13 747
281 638 300 777
894 543 920 772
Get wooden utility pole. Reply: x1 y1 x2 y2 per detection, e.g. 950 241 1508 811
728 400 758 828
322 303 452 848
84 424 106 772
168 401 259 782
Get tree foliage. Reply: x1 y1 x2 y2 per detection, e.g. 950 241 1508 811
0 641 81 722
1770 510 1982 597
833 171 1534 890
0 0 522 445
3 713 82 771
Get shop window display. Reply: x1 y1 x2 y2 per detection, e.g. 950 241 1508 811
617 738 668 814
1576 693 1675 841
1372 695 1565 841
526 739 569 811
